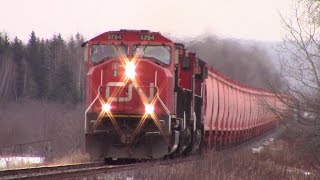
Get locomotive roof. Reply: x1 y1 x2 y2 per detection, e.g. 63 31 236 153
88 29 173 43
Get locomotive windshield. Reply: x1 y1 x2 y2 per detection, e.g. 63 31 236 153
91 44 127 63
133 45 171 65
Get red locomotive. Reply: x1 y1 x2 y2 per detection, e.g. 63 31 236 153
82 30 284 159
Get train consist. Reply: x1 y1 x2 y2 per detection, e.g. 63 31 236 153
82 30 285 159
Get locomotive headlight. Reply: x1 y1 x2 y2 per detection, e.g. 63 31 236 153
145 104 154 114
125 61 136 79
102 103 111 112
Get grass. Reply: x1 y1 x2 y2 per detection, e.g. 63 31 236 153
48 149 91 166
0 150 90 171
123 146 318 180
0 156 44 170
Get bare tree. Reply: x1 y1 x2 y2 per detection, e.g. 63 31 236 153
277 0 320 161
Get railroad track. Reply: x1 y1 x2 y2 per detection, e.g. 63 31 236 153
0 157 199 180
0 161 110 179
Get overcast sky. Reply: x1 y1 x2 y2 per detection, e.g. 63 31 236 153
1 0 292 42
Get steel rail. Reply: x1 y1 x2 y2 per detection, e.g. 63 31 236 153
0 161 105 179
0 157 201 180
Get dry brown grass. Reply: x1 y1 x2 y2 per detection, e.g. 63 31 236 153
126 151 318 179
0 157 43 170
107 138 319 180
0 150 90 171
48 149 90 166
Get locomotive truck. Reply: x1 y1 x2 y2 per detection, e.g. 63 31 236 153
82 30 284 159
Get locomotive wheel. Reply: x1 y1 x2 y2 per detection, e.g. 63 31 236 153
184 128 202 155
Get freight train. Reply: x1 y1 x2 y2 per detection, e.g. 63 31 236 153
82 30 285 160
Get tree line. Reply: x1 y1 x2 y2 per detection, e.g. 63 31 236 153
0 31 86 103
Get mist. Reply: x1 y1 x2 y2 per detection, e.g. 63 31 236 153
182 35 282 90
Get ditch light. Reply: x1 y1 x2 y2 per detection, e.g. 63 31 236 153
102 103 111 112
145 104 154 114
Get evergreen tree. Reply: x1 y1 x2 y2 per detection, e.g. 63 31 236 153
38 39 49 98
26 31 47 99
0 33 11 66
55 59 77 103
47 34 67 100
0 33 14 101
0 33 11 55
0 31 87 103
12 37 25 99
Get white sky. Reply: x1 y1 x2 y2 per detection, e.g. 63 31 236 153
0 0 291 42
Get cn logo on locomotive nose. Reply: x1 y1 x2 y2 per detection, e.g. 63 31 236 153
112 62 120 69
112 62 120 77
106 82 155 102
